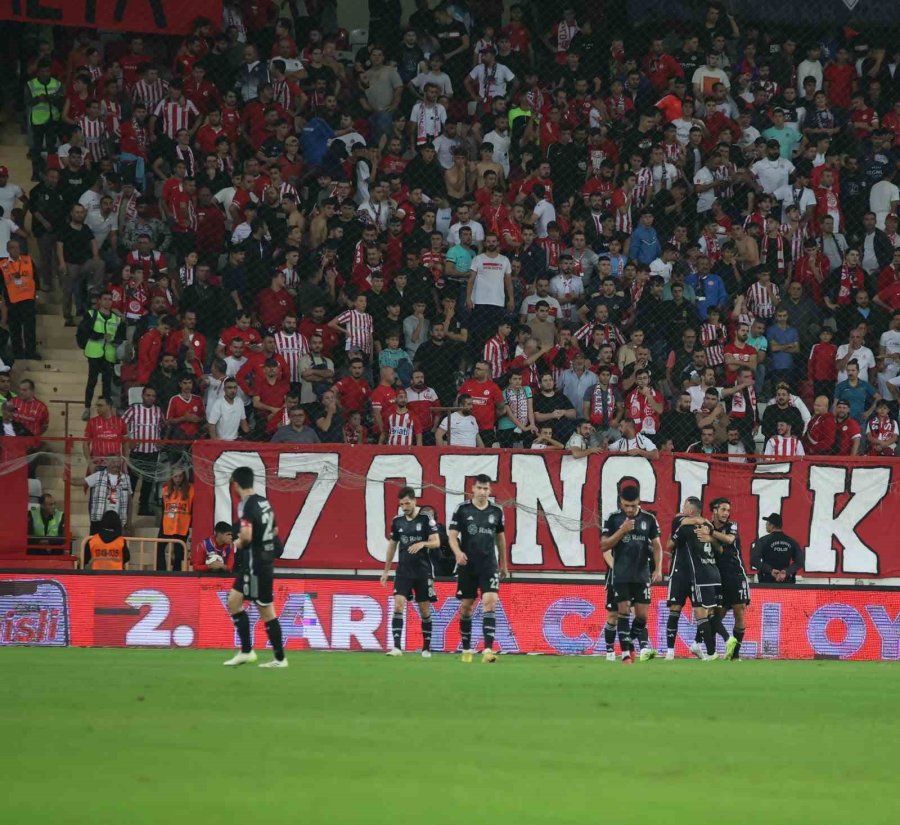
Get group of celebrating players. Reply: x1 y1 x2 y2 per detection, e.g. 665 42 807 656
220 465 749 666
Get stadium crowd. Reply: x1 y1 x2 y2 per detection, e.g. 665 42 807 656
4 1 900 562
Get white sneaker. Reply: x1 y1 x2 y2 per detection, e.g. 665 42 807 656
639 647 657 662
689 641 704 659
421 650 432 658
386 648 402 657
223 650 257 666
605 651 617 662
664 649 675 660
703 652 719 661
259 658 288 668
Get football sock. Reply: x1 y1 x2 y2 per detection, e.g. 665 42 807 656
483 611 496 650
264 618 285 661
734 626 745 656
232 610 252 653
391 611 403 650
699 618 715 656
712 614 730 641
695 625 703 644
421 617 433 651
617 613 632 654
604 620 617 652
666 610 680 651
460 616 472 650
631 617 647 650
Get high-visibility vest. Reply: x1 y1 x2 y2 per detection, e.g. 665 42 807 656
84 310 121 363
161 485 194 537
27 76 62 125
0 256 37 303
29 505 63 537
89 534 126 570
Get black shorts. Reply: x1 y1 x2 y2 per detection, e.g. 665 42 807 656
721 572 751 608
610 582 651 607
394 574 437 603
692 581 723 610
667 568 693 608
232 559 274 606
456 565 500 600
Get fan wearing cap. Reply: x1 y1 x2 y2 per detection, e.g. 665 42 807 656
750 514 804 584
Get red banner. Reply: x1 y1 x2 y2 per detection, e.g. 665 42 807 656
0 440 30 554
2 573 899 660
192 444 900 578
0 0 222 36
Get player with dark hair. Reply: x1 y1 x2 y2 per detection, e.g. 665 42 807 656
223 466 287 668
674 514 723 661
710 497 749 660
664 496 703 660
449 474 509 663
601 485 663 663
381 486 441 657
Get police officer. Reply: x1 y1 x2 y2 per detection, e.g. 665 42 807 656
80 290 123 421
25 60 63 181
750 513 805 583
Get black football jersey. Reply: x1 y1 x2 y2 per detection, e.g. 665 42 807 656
391 510 439 577
238 494 280 561
676 523 722 586
669 514 691 574
713 520 746 576
449 501 504 568
603 508 660 584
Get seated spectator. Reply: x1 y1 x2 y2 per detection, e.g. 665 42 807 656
27 493 66 554
191 522 236 573
866 399 898 456
608 419 660 458
84 511 130 570
531 425 565 450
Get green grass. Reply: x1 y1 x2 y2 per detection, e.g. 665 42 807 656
1 650 898 824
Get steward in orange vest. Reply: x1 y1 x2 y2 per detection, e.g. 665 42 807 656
0 238 40 359
85 512 130 570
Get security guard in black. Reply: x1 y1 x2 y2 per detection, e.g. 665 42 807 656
751 530 805 583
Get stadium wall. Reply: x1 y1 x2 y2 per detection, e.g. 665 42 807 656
191 444 899 578
2 573 899 660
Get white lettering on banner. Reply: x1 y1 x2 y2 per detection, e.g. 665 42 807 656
212 450 267 526
330 595 382 650
599 456 657 520
806 466 889 574
673 458 709 505
277 593 328 648
439 453 499 522
277 453 340 560
751 463 791 538
365 455 424 561
510 454 587 565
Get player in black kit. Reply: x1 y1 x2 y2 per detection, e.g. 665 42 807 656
674 516 723 661
710 497 749 660
664 496 702 660
601 485 663 664
380 487 441 658
224 466 287 668
448 474 509 663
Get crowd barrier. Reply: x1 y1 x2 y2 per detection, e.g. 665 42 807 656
1 572 898 660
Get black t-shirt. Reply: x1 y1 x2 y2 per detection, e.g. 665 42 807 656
29 183 67 235
675 522 721 585
434 21 469 71
59 222 97 265
713 520 745 576
603 508 659 583
449 501 504 570
238 493 281 562
391 509 439 577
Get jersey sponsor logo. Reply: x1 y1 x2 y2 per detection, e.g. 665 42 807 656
467 523 479 535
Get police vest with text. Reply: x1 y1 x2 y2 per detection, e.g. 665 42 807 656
27 77 61 124
0 256 36 303
90 535 126 570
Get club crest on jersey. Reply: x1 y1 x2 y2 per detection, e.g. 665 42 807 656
488 515 494 524
416 524 422 532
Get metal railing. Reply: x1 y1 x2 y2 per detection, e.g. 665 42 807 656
80 535 188 572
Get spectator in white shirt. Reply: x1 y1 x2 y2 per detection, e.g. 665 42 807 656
530 184 556 238
649 244 678 283
752 140 795 194
207 378 249 441
607 418 660 458
436 394 483 447
447 203 485 246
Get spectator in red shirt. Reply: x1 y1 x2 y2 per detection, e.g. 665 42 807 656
822 46 856 110
802 395 837 455
332 358 372 417
370 366 399 436
11 379 49 437
833 398 862 456
217 311 263 357
251 358 290 434
137 315 173 385
458 360 505 443
83 396 128 463
191 522 236 572
165 309 207 363
299 303 339 358
723 322 759 386
255 270 297 332
807 327 838 400
165 374 206 439
236 333 289 397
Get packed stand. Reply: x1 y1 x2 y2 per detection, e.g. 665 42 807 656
4 0 900 506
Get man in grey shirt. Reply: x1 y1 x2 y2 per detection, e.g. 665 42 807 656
271 407 321 444
360 45 403 143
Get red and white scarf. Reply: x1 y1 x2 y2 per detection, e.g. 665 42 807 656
762 233 786 275
838 263 863 305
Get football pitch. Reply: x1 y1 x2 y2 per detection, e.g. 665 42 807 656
2 650 898 825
